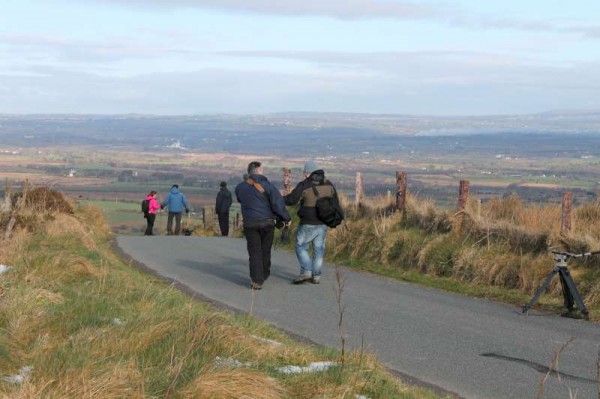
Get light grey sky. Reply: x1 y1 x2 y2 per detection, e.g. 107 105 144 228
1 0 599 115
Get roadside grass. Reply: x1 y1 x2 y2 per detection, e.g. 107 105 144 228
0 189 441 398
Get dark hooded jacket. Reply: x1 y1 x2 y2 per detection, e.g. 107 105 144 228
284 170 340 225
235 174 290 224
215 187 232 214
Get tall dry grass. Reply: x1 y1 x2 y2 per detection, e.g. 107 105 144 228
327 193 600 314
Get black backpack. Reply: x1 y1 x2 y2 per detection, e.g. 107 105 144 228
311 184 344 228
141 199 150 217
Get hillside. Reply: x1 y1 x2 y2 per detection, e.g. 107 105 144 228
0 186 439 398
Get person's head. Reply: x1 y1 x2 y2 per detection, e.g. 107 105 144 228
303 160 319 177
220 181 227 188
149 190 157 197
247 161 263 175
171 184 179 189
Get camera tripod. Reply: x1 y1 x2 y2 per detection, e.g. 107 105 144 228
522 250 599 320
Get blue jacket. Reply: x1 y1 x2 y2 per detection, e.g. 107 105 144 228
162 186 190 213
235 174 290 222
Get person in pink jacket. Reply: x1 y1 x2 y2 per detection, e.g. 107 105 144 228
144 191 161 236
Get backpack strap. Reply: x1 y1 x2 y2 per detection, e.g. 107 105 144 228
246 178 265 194
311 184 320 198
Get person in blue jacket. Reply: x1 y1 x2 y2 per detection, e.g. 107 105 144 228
235 161 291 290
161 184 190 235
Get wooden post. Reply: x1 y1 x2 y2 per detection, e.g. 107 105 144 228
235 212 240 230
202 208 206 229
355 172 363 207
457 180 470 231
476 199 482 219
1 179 11 213
561 192 573 235
282 167 292 195
395 171 407 211
458 180 470 213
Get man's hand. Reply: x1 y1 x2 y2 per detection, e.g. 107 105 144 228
284 220 292 227
185 209 189 214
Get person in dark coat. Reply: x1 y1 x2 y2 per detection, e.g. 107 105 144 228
161 184 190 235
235 161 291 290
215 181 232 236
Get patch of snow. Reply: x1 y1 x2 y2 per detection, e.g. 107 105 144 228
0 265 11 274
277 361 337 374
250 335 283 346
214 357 254 368
112 318 126 326
4 366 32 384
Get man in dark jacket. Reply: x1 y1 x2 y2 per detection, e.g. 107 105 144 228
161 184 190 235
284 160 341 284
215 181 232 236
235 161 291 290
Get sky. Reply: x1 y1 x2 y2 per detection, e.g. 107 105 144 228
1 0 600 116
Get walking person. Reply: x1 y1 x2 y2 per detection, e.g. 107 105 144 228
235 161 291 290
161 184 190 235
144 190 161 236
215 181 232 236
284 160 342 284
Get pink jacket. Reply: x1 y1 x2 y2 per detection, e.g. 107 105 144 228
147 195 160 214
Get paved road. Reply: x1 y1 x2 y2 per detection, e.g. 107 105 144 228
115 236 599 399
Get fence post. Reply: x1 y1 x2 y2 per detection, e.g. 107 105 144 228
355 172 363 207
202 208 206 229
457 180 470 230
235 212 240 230
395 171 407 211
561 192 573 235
476 199 482 219
282 167 292 195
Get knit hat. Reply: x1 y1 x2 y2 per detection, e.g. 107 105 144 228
303 160 319 175
220 181 227 188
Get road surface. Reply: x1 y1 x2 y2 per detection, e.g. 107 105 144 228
115 236 599 399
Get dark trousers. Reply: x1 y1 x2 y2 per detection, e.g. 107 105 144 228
243 222 275 285
218 212 230 236
144 213 156 235
167 212 182 235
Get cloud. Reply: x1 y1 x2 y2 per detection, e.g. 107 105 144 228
98 0 442 20
1 54 599 115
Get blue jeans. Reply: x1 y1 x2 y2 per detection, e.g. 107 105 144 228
295 224 327 277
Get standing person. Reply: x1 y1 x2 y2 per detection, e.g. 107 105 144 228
215 181 232 236
235 161 291 290
144 190 161 236
284 160 342 284
161 184 190 235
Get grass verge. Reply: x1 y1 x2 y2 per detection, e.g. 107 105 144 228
0 194 444 398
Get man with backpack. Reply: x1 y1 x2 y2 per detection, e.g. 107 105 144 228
161 184 190 235
284 160 344 284
235 161 291 290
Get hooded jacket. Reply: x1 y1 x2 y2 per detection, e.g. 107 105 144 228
161 186 190 213
215 187 232 214
235 174 290 224
284 170 339 225
146 195 160 215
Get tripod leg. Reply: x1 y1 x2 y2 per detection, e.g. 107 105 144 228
522 268 559 314
558 267 589 320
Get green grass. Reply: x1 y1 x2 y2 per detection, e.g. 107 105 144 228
0 204 443 398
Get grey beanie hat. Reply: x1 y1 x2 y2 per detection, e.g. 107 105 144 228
303 160 319 175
